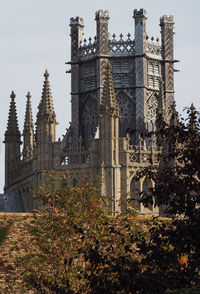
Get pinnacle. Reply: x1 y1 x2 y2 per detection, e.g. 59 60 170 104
101 63 119 117
10 91 15 101
23 91 33 131
36 70 56 124
26 91 31 99
44 69 49 79
169 100 178 127
5 91 21 138
190 103 195 112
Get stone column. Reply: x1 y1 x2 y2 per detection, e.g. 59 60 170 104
70 17 84 148
95 10 110 108
133 9 147 131
160 15 174 122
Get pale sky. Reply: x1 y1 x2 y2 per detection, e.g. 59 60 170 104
0 0 200 192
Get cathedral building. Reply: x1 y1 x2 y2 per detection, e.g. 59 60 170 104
4 9 176 214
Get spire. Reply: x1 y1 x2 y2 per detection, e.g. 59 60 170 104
5 91 21 139
100 63 120 117
169 101 179 127
188 103 198 131
22 92 34 160
36 70 56 124
35 70 58 145
23 91 33 133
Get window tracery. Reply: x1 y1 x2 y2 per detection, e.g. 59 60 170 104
116 92 135 137
146 94 158 124
81 98 98 146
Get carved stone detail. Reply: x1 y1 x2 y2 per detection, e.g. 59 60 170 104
135 88 145 130
70 17 84 61
109 33 135 55
160 15 174 121
95 10 110 55
146 93 158 123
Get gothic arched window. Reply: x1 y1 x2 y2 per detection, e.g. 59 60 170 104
142 179 153 211
116 92 135 138
130 178 140 211
81 98 98 147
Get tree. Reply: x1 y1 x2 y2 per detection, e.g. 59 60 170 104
133 104 200 291
22 172 146 293
22 105 200 293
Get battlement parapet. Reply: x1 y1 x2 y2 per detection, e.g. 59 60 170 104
160 15 174 25
133 8 147 19
95 10 110 21
79 32 135 59
70 17 84 27
61 136 90 166
146 36 162 57
109 33 135 55
79 36 97 58
127 137 161 165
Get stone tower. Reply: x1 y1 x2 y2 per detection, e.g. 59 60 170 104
63 9 175 152
61 9 176 215
4 9 177 215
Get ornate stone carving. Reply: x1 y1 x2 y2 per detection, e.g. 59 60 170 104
70 17 84 60
109 33 135 55
146 93 158 123
135 88 145 130
95 10 110 55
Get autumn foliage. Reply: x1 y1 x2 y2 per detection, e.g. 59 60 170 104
21 105 200 293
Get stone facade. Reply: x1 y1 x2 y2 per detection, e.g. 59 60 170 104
4 9 176 215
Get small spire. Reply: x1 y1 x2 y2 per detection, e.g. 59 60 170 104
23 91 33 133
5 91 21 138
100 63 120 117
36 70 56 124
190 103 195 113
188 103 197 131
44 69 49 79
169 101 179 127
10 90 15 101
23 92 34 161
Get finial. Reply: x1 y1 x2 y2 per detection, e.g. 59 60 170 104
10 91 15 101
190 103 195 112
26 91 31 100
127 33 131 40
44 69 49 79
